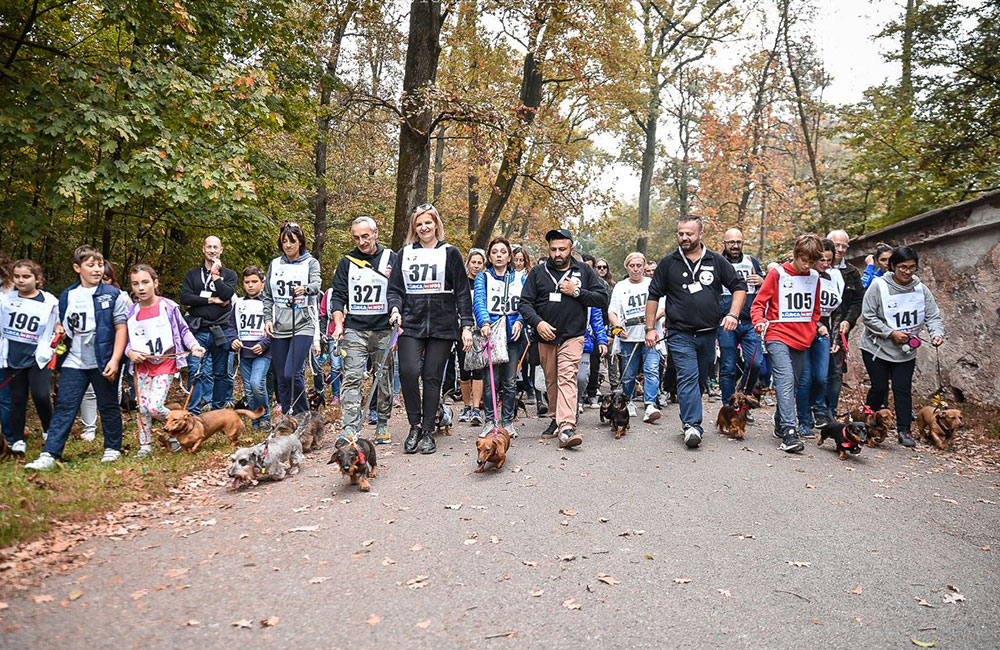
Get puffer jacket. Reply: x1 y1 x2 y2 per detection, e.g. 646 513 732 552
583 307 608 354
473 267 525 341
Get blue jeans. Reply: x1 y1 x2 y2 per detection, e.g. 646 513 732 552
667 331 717 433
619 341 660 405
239 356 271 427
718 321 762 402
765 340 805 433
484 338 526 426
44 367 122 457
796 335 830 428
187 330 233 414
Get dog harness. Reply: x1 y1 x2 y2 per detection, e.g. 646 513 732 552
254 440 270 475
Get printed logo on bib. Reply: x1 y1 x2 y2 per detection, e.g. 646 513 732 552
348 253 390 314
2 298 51 345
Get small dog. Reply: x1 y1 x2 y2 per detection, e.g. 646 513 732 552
294 411 327 452
715 392 760 440
818 421 868 459
598 393 614 424
307 388 326 411
163 407 265 452
228 435 304 489
850 406 894 447
434 403 453 436
270 414 298 438
327 437 378 491
476 426 511 473
915 405 963 450
608 391 630 439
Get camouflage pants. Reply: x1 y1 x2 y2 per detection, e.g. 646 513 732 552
341 328 395 433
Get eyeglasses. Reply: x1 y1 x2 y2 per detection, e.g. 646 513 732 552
724 240 743 245
895 264 918 273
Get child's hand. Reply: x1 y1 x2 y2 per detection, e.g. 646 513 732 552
192 346 206 358
102 359 120 380
251 344 264 355
127 350 146 364
231 339 243 351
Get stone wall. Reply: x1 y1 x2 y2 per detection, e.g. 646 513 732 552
846 190 1000 407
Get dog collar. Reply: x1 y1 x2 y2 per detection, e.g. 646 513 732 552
255 441 270 474
935 413 954 435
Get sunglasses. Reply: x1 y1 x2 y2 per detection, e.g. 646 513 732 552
596 265 608 270
280 221 300 230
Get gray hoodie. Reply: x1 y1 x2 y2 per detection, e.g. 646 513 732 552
263 252 322 339
860 274 944 363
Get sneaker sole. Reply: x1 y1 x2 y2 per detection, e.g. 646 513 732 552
644 412 661 423
780 444 805 453
558 436 582 449
684 436 702 448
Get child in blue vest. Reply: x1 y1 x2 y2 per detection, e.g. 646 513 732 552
25 246 131 470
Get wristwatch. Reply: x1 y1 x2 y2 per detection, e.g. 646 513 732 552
725 313 739 321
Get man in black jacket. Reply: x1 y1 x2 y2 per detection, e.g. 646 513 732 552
180 236 238 414
645 217 747 449
824 229 864 424
519 229 608 449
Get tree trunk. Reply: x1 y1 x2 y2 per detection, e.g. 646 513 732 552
900 0 916 110
471 49 543 249
636 104 658 255
311 3 356 263
432 124 446 202
467 172 479 234
391 0 445 250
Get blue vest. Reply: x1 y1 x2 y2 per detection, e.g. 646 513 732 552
58 282 121 368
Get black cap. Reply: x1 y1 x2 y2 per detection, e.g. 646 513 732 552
545 228 573 243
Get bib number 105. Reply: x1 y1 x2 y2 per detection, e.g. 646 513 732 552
784 293 813 311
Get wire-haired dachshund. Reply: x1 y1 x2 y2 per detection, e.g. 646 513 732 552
715 392 759 440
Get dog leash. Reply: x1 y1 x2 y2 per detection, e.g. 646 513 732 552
484 339 503 436
840 331 872 418
740 337 763 394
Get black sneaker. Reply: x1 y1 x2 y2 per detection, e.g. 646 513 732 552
779 428 804 453
772 412 783 439
418 430 437 454
813 413 831 428
404 425 421 454
898 431 916 448
540 419 558 439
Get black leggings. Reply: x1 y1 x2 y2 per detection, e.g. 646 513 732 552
862 350 915 432
398 336 453 432
457 346 483 381
7 366 53 442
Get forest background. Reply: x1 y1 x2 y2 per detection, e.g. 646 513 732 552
1 0 997 290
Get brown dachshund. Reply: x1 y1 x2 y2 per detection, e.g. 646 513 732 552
162 407 264 452
915 406 963 450
715 392 759 440
850 406 894 446
475 426 511 473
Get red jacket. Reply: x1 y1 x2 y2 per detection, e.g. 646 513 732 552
750 262 821 351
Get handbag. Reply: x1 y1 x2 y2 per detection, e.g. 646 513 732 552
465 318 509 370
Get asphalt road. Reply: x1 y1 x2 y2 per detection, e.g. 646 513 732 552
2 396 999 649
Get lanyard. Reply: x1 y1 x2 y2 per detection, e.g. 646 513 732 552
678 245 707 279
545 265 572 291
201 266 216 291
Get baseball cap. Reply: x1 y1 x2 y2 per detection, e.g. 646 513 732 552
545 228 573 243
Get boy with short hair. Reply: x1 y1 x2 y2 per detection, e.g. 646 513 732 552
25 246 130 470
228 266 272 429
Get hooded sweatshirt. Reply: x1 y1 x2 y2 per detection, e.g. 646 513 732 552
860 273 944 363
750 262 822 351
262 251 322 339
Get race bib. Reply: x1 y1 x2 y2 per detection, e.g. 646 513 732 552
235 298 266 340
402 245 448 294
347 251 390 314
722 256 757 296
485 273 520 316
776 268 818 322
127 308 173 358
2 296 52 345
65 287 96 336
878 278 925 332
819 269 844 317
617 280 649 323
270 262 309 307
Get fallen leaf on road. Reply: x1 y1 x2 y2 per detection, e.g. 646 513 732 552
941 498 958 505
490 536 499 544
239 534 249 539
410 544 425 552
946 584 960 592
362 539 375 547
522 560 537 567
728 532 755 539
717 589 731 598
130 590 148 600
367 614 382 627
200 518 216 526
185 620 200 627
811 619 823 625
976 498 995 504
0 602 7 610
406 575 429 589
597 574 620 586
562 598 581 610
260 616 280 627
855 616 863 625
786 561 811 568
464 538 478 545
232 619 253 629
416 619 431 629
530 590 544 597
673 578 692 584
911 639 937 648
805 484 816 489
599 517 609 523
941 593 965 604
165 568 189 578
29 594 53 604
381 557 396 566
285 526 319 533
351 551 369 558
644 553 654 560
873 494 892 500
558 554 576 562
849 586 863 595
339 499 351 505
309 576 331 584
981 546 991 552
444 503 462 510
68 590 83 601
915 597 936 608
559 509 577 516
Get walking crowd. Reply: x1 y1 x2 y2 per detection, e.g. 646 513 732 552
0 206 945 471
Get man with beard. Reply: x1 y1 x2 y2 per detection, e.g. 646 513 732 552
718 228 765 404
645 217 747 449
519 229 608 449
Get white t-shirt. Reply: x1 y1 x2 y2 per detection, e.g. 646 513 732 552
609 278 650 342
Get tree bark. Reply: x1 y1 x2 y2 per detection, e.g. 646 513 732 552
471 48 544 249
391 0 445 250
467 172 479 234
432 124 446 202
636 102 658 254
311 2 356 263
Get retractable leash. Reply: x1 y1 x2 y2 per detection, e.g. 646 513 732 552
354 328 401 439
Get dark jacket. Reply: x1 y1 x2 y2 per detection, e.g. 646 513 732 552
831 261 863 337
329 244 396 332
227 295 272 360
518 258 609 345
387 241 473 340
57 282 122 369
648 246 747 334
180 263 238 331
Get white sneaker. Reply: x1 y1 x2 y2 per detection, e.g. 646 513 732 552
578 403 584 415
627 402 637 417
25 452 57 471
80 430 95 442
101 449 122 463
11 440 26 454
507 424 518 439
643 404 661 423
683 426 702 448
136 445 153 459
